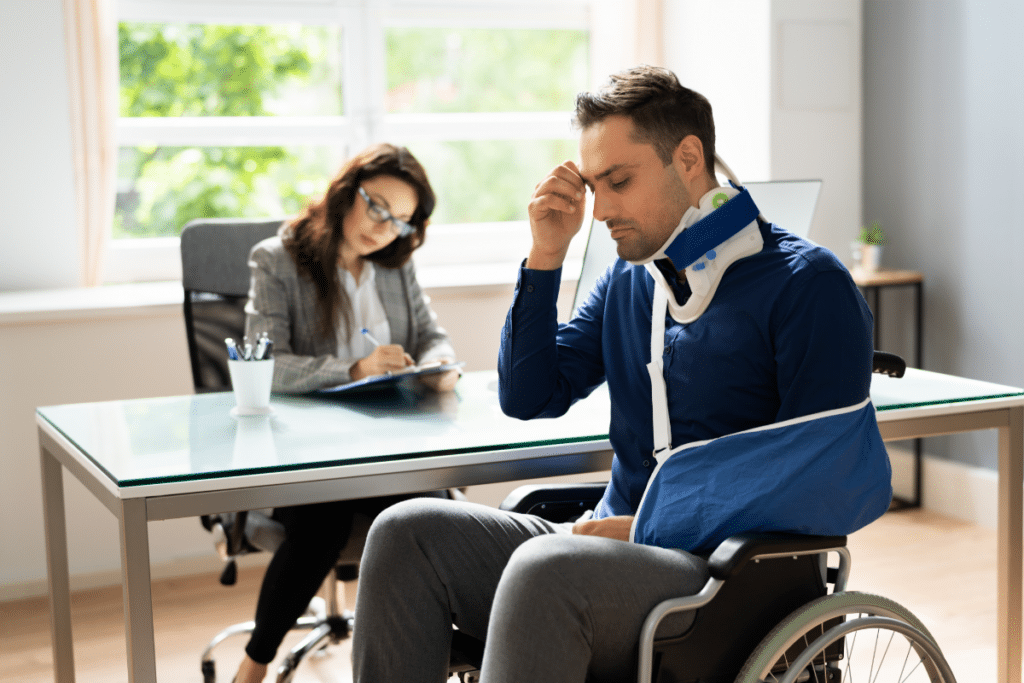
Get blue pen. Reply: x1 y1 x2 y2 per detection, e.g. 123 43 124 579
361 328 383 347
225 337 240 361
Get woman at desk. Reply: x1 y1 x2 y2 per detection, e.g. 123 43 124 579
237 143 459 683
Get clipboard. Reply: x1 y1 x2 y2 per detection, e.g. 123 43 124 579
315 361 465 395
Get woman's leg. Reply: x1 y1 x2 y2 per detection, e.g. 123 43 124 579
243 501 354 665
351 498 565 683
480 534 709 683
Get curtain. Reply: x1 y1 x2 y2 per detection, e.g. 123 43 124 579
63 0 117 287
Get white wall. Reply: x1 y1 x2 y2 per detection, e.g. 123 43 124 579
0 0 80 291
664 0 771 182
862 0 1024 471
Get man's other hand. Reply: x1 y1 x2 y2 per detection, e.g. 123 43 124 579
526 161 587 271
572 515 634 542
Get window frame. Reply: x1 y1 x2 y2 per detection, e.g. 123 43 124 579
110 0 596 284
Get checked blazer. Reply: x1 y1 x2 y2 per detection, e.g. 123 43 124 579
244 235 455 393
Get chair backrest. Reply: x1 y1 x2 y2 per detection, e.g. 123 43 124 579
180 218 285 391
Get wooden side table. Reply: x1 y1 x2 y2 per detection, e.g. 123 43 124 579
851 268 924 508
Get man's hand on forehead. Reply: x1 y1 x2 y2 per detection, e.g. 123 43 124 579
525 161 588 271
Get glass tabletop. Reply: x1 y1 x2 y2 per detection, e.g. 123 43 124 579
37 368 1024 489
871 368 1024 411
37 372 611 488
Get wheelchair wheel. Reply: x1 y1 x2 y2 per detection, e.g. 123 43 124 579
735 591 956 683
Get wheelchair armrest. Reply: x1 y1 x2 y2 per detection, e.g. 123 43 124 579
707 533 847 580
872 350 906 378
499 483 607 523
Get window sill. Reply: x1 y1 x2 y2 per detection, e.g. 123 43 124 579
0 264 582 326
0 281 185 326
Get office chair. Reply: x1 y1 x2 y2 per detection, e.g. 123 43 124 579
181 217 373 683
450 352 956 683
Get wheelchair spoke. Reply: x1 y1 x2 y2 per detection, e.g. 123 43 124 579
897 644 913 683
736 594 955 683
869 628 896 683
899 657 925 683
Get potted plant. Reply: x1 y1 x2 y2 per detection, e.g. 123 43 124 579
854 221 886 272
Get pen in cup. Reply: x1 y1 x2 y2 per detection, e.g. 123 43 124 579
226 335 273 361
255 334 274 361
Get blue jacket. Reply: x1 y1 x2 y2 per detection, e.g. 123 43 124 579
498 220 892 552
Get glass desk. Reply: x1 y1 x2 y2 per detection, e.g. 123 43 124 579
37 369 1024 683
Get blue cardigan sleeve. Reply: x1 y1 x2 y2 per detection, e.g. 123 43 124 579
498 263 608 419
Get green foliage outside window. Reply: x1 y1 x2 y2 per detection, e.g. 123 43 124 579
116 22 588 239
117 22 341 238
385 28 588 113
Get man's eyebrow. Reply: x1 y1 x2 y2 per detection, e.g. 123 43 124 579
580 163 632 190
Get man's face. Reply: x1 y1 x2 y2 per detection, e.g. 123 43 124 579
579 115 691 262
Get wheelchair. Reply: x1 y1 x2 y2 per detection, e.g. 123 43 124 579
448 352 955 683
449 483 956 683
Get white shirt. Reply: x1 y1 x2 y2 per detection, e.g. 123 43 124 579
336 262 391 361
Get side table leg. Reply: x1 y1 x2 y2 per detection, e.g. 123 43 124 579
41 443 76 683
997 406 1023 683
119 498 157 683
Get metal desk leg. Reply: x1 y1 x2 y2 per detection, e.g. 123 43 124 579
41 445 76 683
119 497 157 683
997 406 1023 683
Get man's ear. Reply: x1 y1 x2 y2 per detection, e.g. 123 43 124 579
672 135 705 182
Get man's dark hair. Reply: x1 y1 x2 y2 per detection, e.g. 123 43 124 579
573 65 716 176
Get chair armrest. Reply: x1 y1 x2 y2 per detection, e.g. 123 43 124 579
872 350 906 377
499 483 607 523
707 533 847 580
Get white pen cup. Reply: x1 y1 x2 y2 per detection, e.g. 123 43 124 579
227 358 275 415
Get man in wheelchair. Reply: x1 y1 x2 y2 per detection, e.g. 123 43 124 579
350 66 895 683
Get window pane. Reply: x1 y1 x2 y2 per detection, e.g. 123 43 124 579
115 146 347 238
407 139 579 224
119 22 343 117
386 28 588 113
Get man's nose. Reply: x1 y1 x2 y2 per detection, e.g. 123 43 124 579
592 190 614 223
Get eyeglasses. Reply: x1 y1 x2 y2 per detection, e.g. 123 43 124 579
358 186 416 239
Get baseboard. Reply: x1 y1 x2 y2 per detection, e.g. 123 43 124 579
0 551 271 602
887 445 998 529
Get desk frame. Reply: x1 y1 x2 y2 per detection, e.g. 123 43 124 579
856 269 925 507
38 416 613 683
876 401 1022 683
41 397 1022 683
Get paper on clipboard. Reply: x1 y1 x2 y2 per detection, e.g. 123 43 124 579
315 361 465 395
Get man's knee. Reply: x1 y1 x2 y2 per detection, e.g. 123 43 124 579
500 535 582 601
367 497 446 542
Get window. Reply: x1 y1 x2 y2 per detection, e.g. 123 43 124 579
112 0 596 284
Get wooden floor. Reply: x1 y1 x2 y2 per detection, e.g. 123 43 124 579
0 508 1000 683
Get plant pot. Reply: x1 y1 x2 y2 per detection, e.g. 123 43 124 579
860 244 883 272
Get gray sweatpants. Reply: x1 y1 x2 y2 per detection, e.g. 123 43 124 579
351 498 709 683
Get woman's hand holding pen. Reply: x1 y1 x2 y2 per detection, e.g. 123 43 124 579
351 344 415 381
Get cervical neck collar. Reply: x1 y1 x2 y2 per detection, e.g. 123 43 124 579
639 185 764 323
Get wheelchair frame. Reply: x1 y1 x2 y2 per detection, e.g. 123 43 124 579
451 483 956 683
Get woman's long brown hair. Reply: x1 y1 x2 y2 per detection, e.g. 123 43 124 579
281 143 435 341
